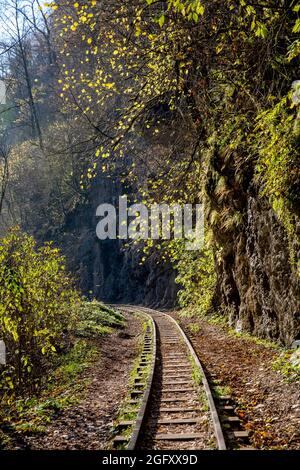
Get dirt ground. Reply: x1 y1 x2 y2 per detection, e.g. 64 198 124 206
173 313 300 450
22 312 143 450
5 308 299 451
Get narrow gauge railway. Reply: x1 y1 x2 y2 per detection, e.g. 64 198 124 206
112 306 252 450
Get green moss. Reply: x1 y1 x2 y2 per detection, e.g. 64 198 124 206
213 385 231 398
187 323 202 334
112 318 154 449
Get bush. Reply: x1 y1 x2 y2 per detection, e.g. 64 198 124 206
0 227 80 395
174 241 216 313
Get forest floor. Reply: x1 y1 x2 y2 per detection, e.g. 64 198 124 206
2 312 143 450
2 307 299 451
173 312 300 450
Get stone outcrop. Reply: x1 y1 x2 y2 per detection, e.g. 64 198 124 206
216 187 300 346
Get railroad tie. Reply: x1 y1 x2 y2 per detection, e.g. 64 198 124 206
162 388 195 393
159 407 199 412
157 418 200 425
160 397 190 403
154 433 203 441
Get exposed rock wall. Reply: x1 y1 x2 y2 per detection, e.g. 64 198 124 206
59 173 178 308
58 166 299 344
216 186 300 346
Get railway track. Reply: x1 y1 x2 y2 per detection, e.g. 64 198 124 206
112 305 230 450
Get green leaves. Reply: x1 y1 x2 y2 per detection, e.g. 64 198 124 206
192 12 199 23
254 93 300 243
293 3 300 13
158 14 165 28
174 239 216 311
0 227 79 395
255 22 268 39
293 18 300 33
167 0 204 22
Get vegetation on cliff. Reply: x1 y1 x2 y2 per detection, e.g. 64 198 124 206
0 1 299 343
53 0 299 341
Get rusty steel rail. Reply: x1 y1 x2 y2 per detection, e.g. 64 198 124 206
127 309 157 450
111 306 156 450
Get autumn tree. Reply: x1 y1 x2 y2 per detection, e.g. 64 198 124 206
54 0 300 315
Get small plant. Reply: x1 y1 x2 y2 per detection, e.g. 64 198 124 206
188 354 209 411
189 354 203 386
199 389 209 412
272 351 300 383
187 323 201 334
14 423 47 435
213 385 231 398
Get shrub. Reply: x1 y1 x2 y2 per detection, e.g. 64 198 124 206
174 241 216 313
0 227 80 395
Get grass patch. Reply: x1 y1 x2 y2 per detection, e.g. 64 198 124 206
0 339 97 445
179 306 280 350
213 385 231 398
231 331 279 350
179 306 227 328
51 339 98 382
187 323 201 334
76 300 125 338
199 390 209 412
189 354 203 386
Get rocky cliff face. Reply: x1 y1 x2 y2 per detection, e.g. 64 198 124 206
59 173 178 308
58 162 299 344
216 185 300 346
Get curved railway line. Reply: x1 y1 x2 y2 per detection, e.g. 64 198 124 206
112 305 252 451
